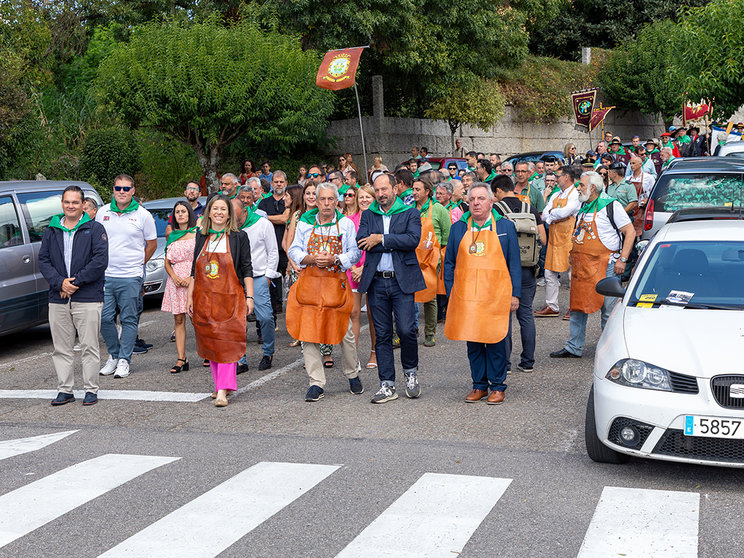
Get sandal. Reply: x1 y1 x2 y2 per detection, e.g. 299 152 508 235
289 339 301 347
202 358 210 367
366 350 377 369
323 355 334 368
170 358 189 374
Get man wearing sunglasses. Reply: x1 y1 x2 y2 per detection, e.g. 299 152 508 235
96 174 157 378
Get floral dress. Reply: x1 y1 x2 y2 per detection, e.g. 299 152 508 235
161 237 195 315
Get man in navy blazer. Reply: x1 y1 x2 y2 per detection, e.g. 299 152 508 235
357 173 425 404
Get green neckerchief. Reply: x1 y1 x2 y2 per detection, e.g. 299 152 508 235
111 198 139 214
446 200 462 210
578 192 615 215
398 187 413 200
412 171 420 178
368 197 410 216
418 198 432 214
338 183 350 195
261 192 271 200
49 212 91 234
528 172 539 182
208 228 226 238
165 226 197 252
485 171 498 182
240 208 262 229
612 146 627 155
677 135 692 144
459 209 503 229
299 208 344 225
647 148 659 154
222 191 238 199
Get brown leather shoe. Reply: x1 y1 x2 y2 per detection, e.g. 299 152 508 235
562 310 571 320
465 389 489 402
487 390 505 405
534 306 559 317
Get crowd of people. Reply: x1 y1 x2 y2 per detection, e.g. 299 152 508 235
41 125 707 408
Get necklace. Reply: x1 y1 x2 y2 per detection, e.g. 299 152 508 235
469 217 490 253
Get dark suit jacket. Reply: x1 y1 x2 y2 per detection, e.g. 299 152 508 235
356 206 426 294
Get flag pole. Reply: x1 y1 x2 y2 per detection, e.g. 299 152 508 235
353 82 369 182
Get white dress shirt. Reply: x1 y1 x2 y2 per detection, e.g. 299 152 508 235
288 213 361 270
542 186 580 225
241 216 280 278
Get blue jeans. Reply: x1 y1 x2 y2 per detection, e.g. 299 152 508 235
368 276 418 386
505 267 537 368
100 276 142 362
253 275 275 356
467 340 508 392
565 259 618 356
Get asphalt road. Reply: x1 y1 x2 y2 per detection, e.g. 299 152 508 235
1 284 743 557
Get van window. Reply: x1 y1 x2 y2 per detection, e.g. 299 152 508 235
652 174 744 212
0 196 24 248
16 191 64 242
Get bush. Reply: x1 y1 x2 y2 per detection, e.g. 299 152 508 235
135 130 203 200
79 126 140 187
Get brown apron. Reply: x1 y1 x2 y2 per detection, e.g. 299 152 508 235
515 183 531 204
569 206 612 314
436 246 447 295
545 187 576 273
415 204 440 303
286 220 353 345
445 217 512 344
192 234 247 363
629 173 645 237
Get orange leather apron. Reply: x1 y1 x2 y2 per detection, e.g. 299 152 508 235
436 246 447 295
545 187 576 273
414 204 440 303
192 234 247 363
444 218 512 344
286 220 353 345
629 174 645 237
515 183 531 204
569 207 612 313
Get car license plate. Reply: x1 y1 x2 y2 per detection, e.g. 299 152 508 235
684 416 744 438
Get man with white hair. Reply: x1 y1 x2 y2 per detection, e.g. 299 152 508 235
245 177 269 211
237 184 268 217
550 171 635 358
499 161 514 179
220 173 239 198
288 182 363 401
660 146 677 171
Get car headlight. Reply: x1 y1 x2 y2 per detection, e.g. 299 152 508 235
146 257 164 272
606 359 672 391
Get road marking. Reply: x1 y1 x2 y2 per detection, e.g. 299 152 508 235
0 389 210 402
0 453 179 549
236 358 304 395
335 473 512 558
138 320 157 328
0 430 78 461
0 352 53 369
577 486 699 558
99 461 340 557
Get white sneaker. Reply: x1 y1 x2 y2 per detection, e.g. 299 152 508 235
537 277 546 287
114 359 130 378
99 356 117 376
73 343 82 351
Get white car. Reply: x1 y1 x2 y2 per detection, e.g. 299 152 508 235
586 211 744 467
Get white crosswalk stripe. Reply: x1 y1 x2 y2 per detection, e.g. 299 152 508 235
335 473 512 558
98 461 340 558
0 430 78 461
577 486 700 558
0 453 179 549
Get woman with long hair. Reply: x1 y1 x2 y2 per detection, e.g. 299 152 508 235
297 165 308 186
239 159 258 185
187 195 254 407
563 143 577 166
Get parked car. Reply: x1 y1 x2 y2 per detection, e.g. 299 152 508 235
713 141 744 158
142 197 206 297
586 211 744 467
642 158 744 240
0 181 103 336
503 151 565 167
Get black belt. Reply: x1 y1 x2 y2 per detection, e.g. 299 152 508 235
374 271 396 278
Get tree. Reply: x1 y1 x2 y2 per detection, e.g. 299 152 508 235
598 20 683 128
425 80 505 152
672 0 744 119
94 17 334 191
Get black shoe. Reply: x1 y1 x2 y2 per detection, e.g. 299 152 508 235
550 348 581 358
258 355 272 371
237 362 249 375
131 344 148 355
135 338 153 349
257 336 263 345
349 376 364 394
305 385 324 402
82 392 98 406
247 312 257 322
51 392 75 406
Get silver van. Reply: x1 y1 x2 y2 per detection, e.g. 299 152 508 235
0 181 103 336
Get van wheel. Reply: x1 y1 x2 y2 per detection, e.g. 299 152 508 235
585 385 630 464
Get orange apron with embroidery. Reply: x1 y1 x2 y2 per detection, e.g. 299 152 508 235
545 187 576 273
444 218 512 344
414 204 440 303
192 235 247 363
569 208 612 314
286 221 353 345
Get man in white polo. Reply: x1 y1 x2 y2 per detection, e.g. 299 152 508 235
96 174 157 378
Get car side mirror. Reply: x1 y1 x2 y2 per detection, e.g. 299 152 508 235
635 240 649 255
596 277 626 298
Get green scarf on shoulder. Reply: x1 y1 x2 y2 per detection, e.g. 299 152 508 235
578 192 615 215
368 197 410 216
240 208 262 229
458 209 502 229
111 198 139 214
299 208 344 225
165 226 197 252
49 212 91 234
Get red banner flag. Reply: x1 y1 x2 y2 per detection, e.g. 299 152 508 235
316 47 365 91
570 89 598 127
589 107 613 132
683 102 711 125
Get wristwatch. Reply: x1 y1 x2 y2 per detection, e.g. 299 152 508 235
619 256 627 263
334 255 342 267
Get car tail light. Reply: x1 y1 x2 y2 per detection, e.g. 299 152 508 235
644 198 654 231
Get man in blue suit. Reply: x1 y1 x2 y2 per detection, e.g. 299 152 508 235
358 173 425 404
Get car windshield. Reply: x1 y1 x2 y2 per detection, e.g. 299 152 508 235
629 240 744 309
148 208 172 237
652 173 744 212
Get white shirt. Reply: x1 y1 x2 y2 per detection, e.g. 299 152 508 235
206 234 227 253
61 217 76 276
628 171 655 201
576 200 631 254
241 217 280 278
377 214 394 272
288 213 361 270
96 203 157 278
542 186 580 225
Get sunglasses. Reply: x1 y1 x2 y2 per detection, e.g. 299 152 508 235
307 173 320 178
344 192 355 198
114 186 133 192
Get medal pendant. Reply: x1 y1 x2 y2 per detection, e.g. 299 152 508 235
469 243 477 254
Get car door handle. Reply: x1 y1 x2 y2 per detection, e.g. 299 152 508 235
22 256 31 264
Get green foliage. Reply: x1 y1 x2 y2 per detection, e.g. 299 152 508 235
0 50 29 145
598 20 682 125
672 0 744 119
79 127 141 187
94 17 335 190
136 130 202 200
500 56 600 123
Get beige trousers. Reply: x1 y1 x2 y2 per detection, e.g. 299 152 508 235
49 301 103 394
303 320 359 388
